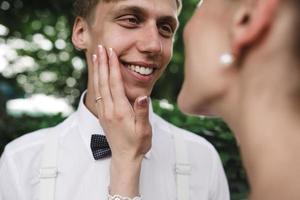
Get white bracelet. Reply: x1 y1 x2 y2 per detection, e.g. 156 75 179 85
108 194 141 200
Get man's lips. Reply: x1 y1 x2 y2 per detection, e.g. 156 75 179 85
120 61 158 82
120 61 158 76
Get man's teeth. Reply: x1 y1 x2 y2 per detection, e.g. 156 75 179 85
127 65 154 75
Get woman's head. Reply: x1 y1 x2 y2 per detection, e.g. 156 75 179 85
178 0 300 116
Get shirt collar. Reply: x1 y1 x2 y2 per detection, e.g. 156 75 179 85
77 91 153 159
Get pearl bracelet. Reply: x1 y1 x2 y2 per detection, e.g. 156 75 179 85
108 194 142 200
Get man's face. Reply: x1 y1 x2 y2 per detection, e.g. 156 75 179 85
85 0 178 103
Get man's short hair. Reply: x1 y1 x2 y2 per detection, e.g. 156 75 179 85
73 0 182 21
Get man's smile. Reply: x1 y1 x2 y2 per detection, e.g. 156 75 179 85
120 60 159 82
126 65 154 75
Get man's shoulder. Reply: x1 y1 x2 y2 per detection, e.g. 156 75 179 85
3 112 77 157
5 127 49 154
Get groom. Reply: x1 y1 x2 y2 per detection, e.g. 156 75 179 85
0 0 229 199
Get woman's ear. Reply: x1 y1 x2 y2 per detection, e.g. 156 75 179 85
232 0 279 57
72 17 89 51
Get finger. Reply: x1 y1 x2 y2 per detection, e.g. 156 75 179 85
92 54 104 117
108 48 128 107
98 45 113 112
133 96 150 133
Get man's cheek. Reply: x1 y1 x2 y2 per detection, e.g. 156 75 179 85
164 46 173 62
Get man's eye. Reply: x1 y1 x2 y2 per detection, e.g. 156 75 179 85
159 24 174 38
118 15 140 27
126 17 139 24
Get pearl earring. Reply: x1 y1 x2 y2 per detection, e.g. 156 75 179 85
219 53 235 68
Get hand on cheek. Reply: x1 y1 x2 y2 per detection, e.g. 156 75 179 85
92 45 152 197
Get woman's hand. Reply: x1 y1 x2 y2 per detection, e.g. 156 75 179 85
92 45 152 197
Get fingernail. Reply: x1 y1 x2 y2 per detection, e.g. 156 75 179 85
108 48 113 57
98 45 103 53
137 96 148 107
92 54 97 63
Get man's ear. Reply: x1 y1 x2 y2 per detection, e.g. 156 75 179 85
72 17 89 51
232 0 279 57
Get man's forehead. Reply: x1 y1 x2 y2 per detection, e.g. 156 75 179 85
104 0 178 15
105 0 181 8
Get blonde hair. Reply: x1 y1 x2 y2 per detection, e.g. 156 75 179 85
73 0 182 20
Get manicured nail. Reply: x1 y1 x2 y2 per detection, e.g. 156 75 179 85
98 45 103 53
137 96 148 107
108 48 113 57
92 54 97 63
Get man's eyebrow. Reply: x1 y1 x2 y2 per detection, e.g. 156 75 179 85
111 5 179 27
111 5 148 16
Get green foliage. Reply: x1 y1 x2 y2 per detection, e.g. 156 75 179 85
0 114 65 154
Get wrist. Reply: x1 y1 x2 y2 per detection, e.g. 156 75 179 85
111 153 144 165
110 157 143 177
109 158 143 197
108 194 142 200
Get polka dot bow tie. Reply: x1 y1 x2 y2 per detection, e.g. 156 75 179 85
90 134 111 160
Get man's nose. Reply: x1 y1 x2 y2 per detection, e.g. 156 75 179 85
137 25 163 56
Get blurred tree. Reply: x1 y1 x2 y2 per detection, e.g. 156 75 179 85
0 0 249 199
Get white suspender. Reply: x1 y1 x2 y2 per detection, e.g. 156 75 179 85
38 125 189 200
173 127 190 200
39 130 59 200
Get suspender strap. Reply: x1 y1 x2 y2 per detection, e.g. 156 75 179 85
39 130 59 200
173 127 190 200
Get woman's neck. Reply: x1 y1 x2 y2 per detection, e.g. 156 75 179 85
234 94 300 199
223 58 300 199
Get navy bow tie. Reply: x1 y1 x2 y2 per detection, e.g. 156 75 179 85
90 134 111 160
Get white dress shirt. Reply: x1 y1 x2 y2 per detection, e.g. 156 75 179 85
0 93 229 200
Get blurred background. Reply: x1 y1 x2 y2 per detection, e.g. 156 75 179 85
0 0 248 198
